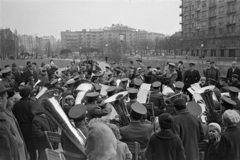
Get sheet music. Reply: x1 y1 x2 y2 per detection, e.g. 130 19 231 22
99 84 109 96
162 85 174 95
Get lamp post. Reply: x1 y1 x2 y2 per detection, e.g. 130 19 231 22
201 44 204 64
146 46 149 60
119 35 124 59
105 44 108 55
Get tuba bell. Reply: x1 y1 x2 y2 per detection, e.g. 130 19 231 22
32 91 86 154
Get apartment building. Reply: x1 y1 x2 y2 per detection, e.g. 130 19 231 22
180 0 240 57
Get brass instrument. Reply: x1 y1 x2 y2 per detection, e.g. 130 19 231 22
32 91 86 154
197 87 219 124
103 91 130 126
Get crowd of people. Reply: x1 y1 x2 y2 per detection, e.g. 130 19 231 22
0 57 240 160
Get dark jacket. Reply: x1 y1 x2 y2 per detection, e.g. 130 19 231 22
86 104 111 119
61 121 88 160
13 70 24 88
32 114 57 151
204 140 219 160
145 130 186 160
226 67 240 81
120 121 152 149
229 80 240 89
172 109 204 160
216 126 240 160
23 69 38 83
126 100 137 113
0 114 20 160
205 67 220 82
149 90 165 110
183 70 201 88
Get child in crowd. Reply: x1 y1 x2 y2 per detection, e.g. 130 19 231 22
108 123 132 160
204 123 221 160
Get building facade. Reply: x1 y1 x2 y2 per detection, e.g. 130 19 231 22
180 0 240 58
61 24 165 52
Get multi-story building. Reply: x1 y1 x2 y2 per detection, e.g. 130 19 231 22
18 34 36 55
61 24 164 52
180 0 240 57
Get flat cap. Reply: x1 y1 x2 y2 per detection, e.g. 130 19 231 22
50 79 59 85
68 104 87 120
173 98 186 107
186 102 202 117
175 81 184 89
65 79 75 85
73 75 80 80
147 66 151 69
106 86 116 93
131 103 147 115
86 92 99 98
134 79 143 87
220 76 228 82
223 110 240 124
128 88 138 95
189 63 195 66
1 67 11 74
232 74 239 79
229 86 240 94
168 63 175 67
136 58 142 62
152 81 161 88
221 96 236 107
121 78 129 83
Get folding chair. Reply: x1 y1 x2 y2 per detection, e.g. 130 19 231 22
125 141 145 160
45 131 61 150
45 148 65 160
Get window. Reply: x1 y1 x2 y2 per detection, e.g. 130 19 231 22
219 6 224 13
219 28 224 34
192 14 195 19
202 21 207 27
202 11 207 17
191 5 194 10
227 25 236 33
202 1 207 8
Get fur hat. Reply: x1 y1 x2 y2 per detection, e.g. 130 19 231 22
85 119 117 160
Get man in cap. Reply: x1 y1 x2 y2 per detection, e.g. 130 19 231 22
136 58 144 70
115 78 128 93
208 78 221 101
120 103 152 150
172 98 204 160
106 86 116 98
216 110 240 160
173 81 188 102
145 113 186 160
134 78 143 89
103 72 115 85
1 67 15 88
62 95 75 115
85 92 112 119
61 104 88 160
146 66 152 75
135 68 145 82
0 81 20 160
205 61 220 82
128 61 137 74
203 60 210 77
220 96 237 115
13 87 36 160
183 63 201 101
160 63 178 83
226 61 240 81
178 61 184 72
229 86 240 111
148 81 165 111
219 76 229 93
229 74 240 89
23 61 38 83
12 63 24 90
126 88 139 112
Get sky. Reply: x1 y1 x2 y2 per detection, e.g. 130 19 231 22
1 0 181 39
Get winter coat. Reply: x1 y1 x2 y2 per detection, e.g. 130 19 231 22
216 126 240 160
120 121 152 149
0 114 20 160
172 109 204 160
145 129 186 160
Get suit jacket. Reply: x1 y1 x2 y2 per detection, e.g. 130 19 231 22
226 67 240 81
172 109 204 160
216 126 240 160
126 100 137 113
120 121 152 149
229 80 240 89
0 114 20 160
183 70 201 88
205 67 220 81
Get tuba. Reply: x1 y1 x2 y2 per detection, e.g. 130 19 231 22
32 91 86 154
197 87 219 124
103 91 130 126
71 80 95 105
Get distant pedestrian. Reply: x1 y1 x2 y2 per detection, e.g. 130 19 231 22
205 61 220 82
226 61 240 81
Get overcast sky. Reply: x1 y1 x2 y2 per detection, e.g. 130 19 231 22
1 0 181 39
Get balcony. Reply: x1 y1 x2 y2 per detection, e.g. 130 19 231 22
227 9 237 14
195 16 201 20
227 0 236 3
208 13 216 18
180 13 183 16
226 21 236 25
208 23 216 28
209 2 217 8
195 26 201 30
195 7 201 11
